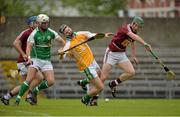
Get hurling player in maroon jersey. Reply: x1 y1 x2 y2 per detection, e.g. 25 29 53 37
1 16 43 105
101 16 152 97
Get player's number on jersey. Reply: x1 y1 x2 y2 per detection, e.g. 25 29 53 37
121 39 130 47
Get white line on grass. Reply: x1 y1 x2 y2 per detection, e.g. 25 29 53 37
0 109 52 117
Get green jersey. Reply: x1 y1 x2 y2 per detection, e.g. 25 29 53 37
28 27 59 60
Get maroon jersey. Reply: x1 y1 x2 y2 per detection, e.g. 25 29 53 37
16 28 33 63
109 24 135 52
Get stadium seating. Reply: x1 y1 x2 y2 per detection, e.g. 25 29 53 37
0 47 179 99
0 64 9 94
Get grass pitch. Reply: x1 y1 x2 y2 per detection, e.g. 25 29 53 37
0 99 180 116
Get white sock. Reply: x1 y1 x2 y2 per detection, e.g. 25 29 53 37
115 80 119 85
4 93 12 100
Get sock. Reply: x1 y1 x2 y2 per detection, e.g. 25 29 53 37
83 94 92 103
17 81 29 99
116 78 122 84
92 95 99 100
4 92 13 100
80 78 89 86
111 78 122 86
86 84 90 92
33 80 49 94
9 92 14 97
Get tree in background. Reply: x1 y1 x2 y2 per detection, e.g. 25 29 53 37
61 0 127 16
25 0 58 16
0 0 28 16
0 0 127 17
0 0 57 16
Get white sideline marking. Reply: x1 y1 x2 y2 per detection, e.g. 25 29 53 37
16 110 51 116
0 109 52 117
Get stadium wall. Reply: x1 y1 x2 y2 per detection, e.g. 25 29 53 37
1 17 180 46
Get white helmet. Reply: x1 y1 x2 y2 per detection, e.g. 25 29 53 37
37 14 49 23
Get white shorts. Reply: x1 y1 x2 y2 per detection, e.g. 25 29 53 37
81 60 100 80
103 48 129 65
30 58 53 72
17 62 28 76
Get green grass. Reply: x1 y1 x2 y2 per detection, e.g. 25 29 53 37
0 99 180 116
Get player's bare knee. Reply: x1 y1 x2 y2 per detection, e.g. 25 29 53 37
99 84 104 91
128 70 135 77
36 73 44 80
100 75 107 83
47 79 55 86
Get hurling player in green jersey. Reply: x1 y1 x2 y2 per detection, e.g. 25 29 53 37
15 14 65 105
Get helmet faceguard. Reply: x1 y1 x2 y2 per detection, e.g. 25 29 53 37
59 24 68 33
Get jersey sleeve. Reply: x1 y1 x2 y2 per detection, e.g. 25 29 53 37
63 41 71 51
48 28 60 40
77 31 96 38
17 30 28 42
27 30 35 43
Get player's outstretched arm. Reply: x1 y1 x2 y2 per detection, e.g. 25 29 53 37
127 32 152 51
